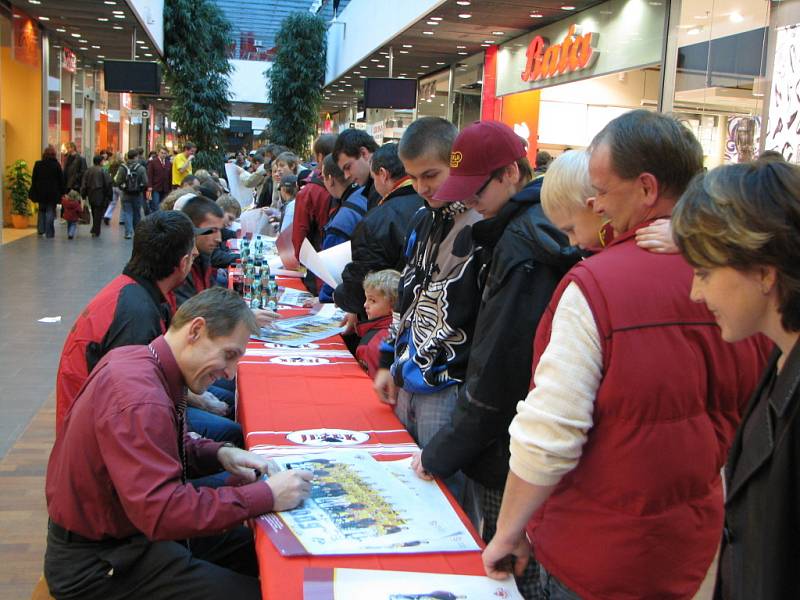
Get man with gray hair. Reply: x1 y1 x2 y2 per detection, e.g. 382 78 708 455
483 110 769 599
45 288 313 600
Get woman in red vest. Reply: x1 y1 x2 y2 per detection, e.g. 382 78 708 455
672 158 800 600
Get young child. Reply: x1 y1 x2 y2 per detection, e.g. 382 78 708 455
356 269 400 379
279 174 298 233
61 190 83 240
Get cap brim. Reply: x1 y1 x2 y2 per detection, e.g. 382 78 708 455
433 173 488 202
194 226 215 235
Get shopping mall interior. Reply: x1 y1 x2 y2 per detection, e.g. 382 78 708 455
0 0 797 598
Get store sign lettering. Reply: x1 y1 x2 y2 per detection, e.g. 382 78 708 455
521 24 599 83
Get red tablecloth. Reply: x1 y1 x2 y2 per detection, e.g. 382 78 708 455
237 277 486 598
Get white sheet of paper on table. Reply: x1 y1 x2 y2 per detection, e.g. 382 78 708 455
299 239 351 289
224 163 253 208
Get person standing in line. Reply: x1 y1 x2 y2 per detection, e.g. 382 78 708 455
115 149 148 240
81 155 113 238
333 129 382 209
29 145 66 238
672 160 800 600
63 141 87 194
482 110 769 600
145 146 171 215
172 142 196 188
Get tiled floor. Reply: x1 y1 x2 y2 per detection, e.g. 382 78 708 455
0 215 131 457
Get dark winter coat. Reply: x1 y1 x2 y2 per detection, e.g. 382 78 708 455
81 166 113 208
422 178 580 489
29 157 66 208
64 153 87 192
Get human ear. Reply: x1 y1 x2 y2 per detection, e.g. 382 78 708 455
640 172 659 205
759 266 778 295
586 196 596 210
187 317 206 343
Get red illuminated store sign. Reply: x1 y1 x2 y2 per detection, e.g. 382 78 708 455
63 48 77 73
521 24 599 83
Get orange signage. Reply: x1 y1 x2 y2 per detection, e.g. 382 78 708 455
521 24 599 83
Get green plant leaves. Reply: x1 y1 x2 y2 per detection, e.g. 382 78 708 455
5 159 32 216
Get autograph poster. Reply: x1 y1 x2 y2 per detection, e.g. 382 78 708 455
258 452 480 556
253 304 346 347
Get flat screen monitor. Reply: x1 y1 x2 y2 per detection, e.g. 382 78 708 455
363 77 417 109
103 60 160 94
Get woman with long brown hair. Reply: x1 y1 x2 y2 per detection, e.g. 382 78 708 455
29 145 65 238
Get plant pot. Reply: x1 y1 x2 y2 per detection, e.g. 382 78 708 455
11 214 30 229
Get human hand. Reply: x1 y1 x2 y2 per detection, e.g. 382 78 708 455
635 218 677 254
302 297 318 308
411 451 433 481
187 155 195 162
217 446 270 482
203 392 230 416
145 188 152 201
373 368 398 405
483 531 531 579
253 308 280 327
340 312 358 335
267 469 314 511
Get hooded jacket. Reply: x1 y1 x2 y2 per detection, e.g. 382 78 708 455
421 178 579 489
379 202 483 393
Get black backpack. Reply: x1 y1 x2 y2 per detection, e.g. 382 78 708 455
119 163 143 193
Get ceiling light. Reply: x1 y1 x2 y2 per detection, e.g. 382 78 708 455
421 64 429 68
417 71 424 75
353 71 360 74
114 14 125 18
456 0 471 4
530 13 543 18
28 0 41 4
423 31 434 34
436 61 445 65
97 17 109 21
380 51 388 55
729 11 744 22
144 53 153 57
402 44 413 48
370 58 379 62
344 83 352 87
52 44 61 48
687 27 701 35
104 1 117 4
430 16 443 21
71 33 81 38
458 13 472 19
360 65 368 68
377 64 386 68
458 51 468 55
112 10 124 14
399 50 409 54
492 31 504 35
561 5 576 10
98 54 105 58
56 27 66 32
137 40 146 44
113 25 123 29
359 75 366 78
427 21 439 25
457 45 466 49
38 16 49 21
91 45 100 49
79 39 88 43
80 47 88 51
481 44 490 47
484 40 495 43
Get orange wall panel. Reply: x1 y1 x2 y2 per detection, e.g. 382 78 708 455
500 89 541 164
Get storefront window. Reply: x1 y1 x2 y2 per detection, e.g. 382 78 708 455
417 69 449 119
47 43 61 148
672 0 771 167
73 69 84 155
452 53 484 129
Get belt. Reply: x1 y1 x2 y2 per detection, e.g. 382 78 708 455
48 520 106 544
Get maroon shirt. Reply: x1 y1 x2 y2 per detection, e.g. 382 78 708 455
146 156 171 194
46 335 273 541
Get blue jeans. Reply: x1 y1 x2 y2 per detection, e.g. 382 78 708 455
67 221 78 238
38 204 56 237
186 407 244 447
121 193 143 237
395 384 473 519
539 565 581 600
146 190 162 215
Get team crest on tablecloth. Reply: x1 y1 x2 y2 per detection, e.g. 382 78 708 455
287 429 371 446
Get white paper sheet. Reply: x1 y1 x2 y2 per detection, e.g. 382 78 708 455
299 239 352 289
224 163 253 208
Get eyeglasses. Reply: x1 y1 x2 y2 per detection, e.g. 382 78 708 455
474 176 495 198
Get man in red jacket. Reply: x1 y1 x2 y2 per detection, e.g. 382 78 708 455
145 146 171 214
291 134 337 260
45 288 312 600
483 110 770 599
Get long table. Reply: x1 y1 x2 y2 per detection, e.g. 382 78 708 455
236 277 486 598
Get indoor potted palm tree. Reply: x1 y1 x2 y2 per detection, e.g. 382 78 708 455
5 159 32 229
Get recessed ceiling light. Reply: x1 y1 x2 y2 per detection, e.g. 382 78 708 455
28 0 41 4
144 53 153 57
52 44 61 48
91 45 100 49
114 14 125 18
729 11 744 23
561 5 576 10
530 13 543 18
71 33 81 38
360 65 368 68
137 40 146 44
104 1 117 4
427 21 438 25
97 17 109 21
370 58 379 62
458 13 472 19
56 28 66 32
417 71 424 75
481 44 490 47
484 40 495 43
359 75 366 78
38 16 49 21
78 39 88 43
399 50 409 54
344 83 352 87
402 44 413 48
492 31 504 35
420 65 429 68
377 64 386 68
79 47 88 51
112 10 124 14
353 71 360 74
458 51 468 55
456 0 470 4
436 61 445 65
423 30 434 34
430 17 443 21
113 25 123 29
98 54 105 58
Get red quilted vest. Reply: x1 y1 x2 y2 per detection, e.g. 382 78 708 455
526 227 770 599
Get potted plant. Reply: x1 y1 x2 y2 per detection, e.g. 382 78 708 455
5 159 32 229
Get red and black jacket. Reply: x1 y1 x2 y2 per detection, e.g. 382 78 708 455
173 253 215 308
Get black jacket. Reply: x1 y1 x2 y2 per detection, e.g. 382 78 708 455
422 178 579 489
717 339 800 600
64 153 87 192
334 184 424 319
81 166 113 208
29 157 66 208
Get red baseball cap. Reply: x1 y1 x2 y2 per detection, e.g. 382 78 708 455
434 120 527 202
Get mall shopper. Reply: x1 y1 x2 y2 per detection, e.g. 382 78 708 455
291 134 338 259
333 129 381 208
60 190 83 240
172 142 196 187
45 288 314 600
409 122 576 598
318 154 369 303
63 141 87 194
114 149 148 240
81 154 113 237
374 117 482 512
356 269 401 379
334 142 423 322
103 152 124 226
672 160 800 600
146 146 172 215
29 144 65 238
533 150 552 175
482 110 770 600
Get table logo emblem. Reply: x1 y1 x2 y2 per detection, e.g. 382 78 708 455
286 428 371 446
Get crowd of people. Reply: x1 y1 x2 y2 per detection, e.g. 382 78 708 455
42 110 799 600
